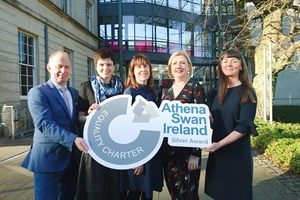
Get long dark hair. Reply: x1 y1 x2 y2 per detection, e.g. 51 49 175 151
218 49 256 105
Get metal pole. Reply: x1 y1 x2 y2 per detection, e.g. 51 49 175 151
218 0 222 55
118 0 123 81
11 106 15 139
263 47 266 121
269 42 273 124
44 21 49 82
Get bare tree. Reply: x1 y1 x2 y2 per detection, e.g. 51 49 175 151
216 0 300 118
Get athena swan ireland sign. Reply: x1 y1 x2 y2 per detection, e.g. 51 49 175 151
84 95 211 169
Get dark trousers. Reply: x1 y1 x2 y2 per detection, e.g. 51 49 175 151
33 151 78 200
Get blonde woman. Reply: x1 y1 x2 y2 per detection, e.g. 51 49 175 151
158 51 207 200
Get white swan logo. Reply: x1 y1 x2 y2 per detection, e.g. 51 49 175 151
84 95 211 169
84 95 163 169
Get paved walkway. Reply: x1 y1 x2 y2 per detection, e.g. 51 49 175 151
0 138 299 200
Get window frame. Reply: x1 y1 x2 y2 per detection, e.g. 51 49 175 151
87 57 94 80
18 31 35 99
63 48 74 86
86 2 92 31
62 0 71 15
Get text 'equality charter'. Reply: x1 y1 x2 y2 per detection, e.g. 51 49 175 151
84 95 211 169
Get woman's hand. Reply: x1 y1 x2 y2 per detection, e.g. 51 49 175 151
202 131 244 152
201 142 221 153
188 155 199 171
87 103 100 115
74 137 89 153
209 112 213 124
78 103 100 123
133 165 144 175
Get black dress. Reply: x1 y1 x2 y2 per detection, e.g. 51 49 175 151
75 81 123 200
159 80 206 200
205 85 258 200
119 85 163 198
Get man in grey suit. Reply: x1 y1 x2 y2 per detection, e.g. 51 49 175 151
21 50 89 200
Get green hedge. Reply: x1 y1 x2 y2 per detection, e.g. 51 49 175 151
251 118 300 174
273 105 300 123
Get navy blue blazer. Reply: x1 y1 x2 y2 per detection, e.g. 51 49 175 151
21 80 79 172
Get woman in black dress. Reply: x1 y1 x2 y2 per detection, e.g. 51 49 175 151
120 54 163 200
203 49 258 200
75 48 124 200
158 51 206 200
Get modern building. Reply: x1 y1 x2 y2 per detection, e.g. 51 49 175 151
0 0 98 138
97 0 237 90
1 0 238 138
1 0 297 138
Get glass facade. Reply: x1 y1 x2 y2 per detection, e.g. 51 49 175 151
100 16 214 58
98 0 236 90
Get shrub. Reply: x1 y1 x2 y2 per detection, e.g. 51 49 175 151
273 105 300 123
252 118 300 175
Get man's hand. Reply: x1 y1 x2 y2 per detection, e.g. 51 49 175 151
74 137 89 153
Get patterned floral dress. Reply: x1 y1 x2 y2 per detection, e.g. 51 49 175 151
158 80 206 200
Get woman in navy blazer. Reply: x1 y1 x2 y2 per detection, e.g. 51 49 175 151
21 50 88 200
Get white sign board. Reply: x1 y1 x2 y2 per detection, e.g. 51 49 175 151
84 95 211 169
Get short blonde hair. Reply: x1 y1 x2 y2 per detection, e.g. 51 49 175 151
48 50 70 65
167 51 193 78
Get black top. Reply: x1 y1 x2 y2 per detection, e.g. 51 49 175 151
124 84 156 105
76 81 123 200
120 85 163 198
78 81 95 113
205 85 258 200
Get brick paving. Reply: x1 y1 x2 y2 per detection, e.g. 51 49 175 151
0 138 299 200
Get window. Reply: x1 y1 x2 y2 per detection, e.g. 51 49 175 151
194 25 202 57
182 23 192 55
63 49 71 57
134 16 154 52
62 0 71 15
193 0 203 14
169 20 182 54
86 2 91 31
204 0 215 16
221 0 235 15
155 0 166 6
18 32 35 96
181 0 192 12
87 58 94 80
63 49 73 86
169 0 179 9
